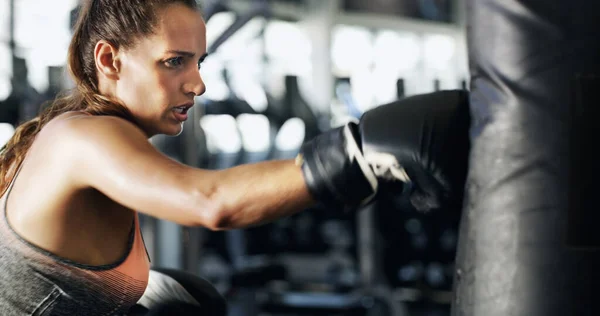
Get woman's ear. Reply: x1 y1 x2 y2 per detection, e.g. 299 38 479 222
94 40 121 80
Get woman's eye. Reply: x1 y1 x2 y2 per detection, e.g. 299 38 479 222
166 57 184 68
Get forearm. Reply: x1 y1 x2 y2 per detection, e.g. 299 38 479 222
207 159 315 230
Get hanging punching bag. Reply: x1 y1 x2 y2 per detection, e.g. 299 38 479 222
453 1 600 315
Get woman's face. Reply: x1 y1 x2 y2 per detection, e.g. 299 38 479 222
114 3 207 137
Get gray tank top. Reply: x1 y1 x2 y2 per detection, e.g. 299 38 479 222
0 164 150 315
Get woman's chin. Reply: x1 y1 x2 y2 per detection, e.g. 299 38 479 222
165 121 184 137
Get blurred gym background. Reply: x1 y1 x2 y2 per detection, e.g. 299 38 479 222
0 0 468 315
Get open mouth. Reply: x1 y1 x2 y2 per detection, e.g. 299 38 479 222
173 104 192 114
172 103 193 121
174 106 190 114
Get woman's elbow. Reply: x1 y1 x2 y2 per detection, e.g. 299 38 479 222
186 188 230 231
183 176 245 230
204 214 230 231
204 199 246 231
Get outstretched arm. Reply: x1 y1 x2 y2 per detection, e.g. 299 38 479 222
60 115 314 230
207 159 314 229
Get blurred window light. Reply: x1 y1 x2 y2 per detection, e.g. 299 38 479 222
0 123 15 148
15 0 76 49
264 20 312 63
278 58 313 78
423 34 455 71
227 62 268 112
0 44 11 100
275 118 305 151
369 31 422 104
200 58 230 102
14 0 78 92
331 25 374 75
0 0 8 98
370 67 399 105
236 114 271 152
201 78 230 102
240 83 268 113
264 63 288 99
349 68 377 113
200 114 242 154
373 30 422 74
0 0 9 42
242 38 265 61
206 11 236 48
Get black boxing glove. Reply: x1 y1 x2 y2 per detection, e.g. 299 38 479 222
359 90 471 212
297 122 379 212
298 90 470 213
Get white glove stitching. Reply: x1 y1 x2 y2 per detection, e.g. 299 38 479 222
343 124 378 205
364 152 411 183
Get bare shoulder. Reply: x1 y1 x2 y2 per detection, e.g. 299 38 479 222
42 111 147 145
34 112 216 226
35 112 157 186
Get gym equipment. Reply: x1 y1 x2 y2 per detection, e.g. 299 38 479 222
453 1 600 315
203 68 258 118
261 75 322 159
256 208 406 315
0 57 42 125
396 79 405 99
202 74 320 162
256 223 408 316
197 111 296 316
233 110 356 296
197 112 287 279
283 75 322 141
191 3 311 300
38 66 67 110
147 2 464 316
255 90 470 316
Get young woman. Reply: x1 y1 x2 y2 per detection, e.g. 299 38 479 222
0 0 470 315
0 0 315 314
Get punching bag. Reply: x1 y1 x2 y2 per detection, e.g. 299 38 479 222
453 1 600 315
